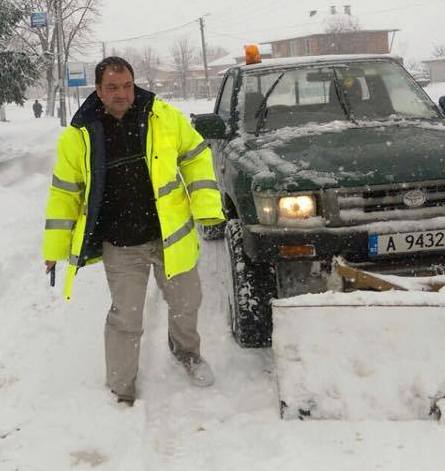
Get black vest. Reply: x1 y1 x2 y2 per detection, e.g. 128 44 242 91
95 103 161 246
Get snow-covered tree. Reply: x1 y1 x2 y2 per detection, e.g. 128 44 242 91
0 1 39 110
323 13 361 34
0 0 23 39
0 51 39 106
320 10 362 55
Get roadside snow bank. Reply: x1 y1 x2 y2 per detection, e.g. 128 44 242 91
273 291 445 420
275 290 445 306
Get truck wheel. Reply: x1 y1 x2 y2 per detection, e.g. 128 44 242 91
224 220 276 347
198 221 226 241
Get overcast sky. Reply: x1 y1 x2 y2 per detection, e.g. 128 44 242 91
92 0 445 64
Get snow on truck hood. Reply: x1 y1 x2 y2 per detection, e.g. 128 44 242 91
232 119 445 191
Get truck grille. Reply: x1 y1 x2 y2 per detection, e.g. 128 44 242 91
323 181 445 226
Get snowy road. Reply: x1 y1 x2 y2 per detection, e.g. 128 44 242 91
2 101 445 470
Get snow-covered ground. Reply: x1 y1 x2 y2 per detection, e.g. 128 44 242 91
2 97 445 470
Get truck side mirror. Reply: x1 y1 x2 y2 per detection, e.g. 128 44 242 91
191 113 226 139
439 96 445 115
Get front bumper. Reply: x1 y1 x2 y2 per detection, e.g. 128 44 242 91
243 220 445 274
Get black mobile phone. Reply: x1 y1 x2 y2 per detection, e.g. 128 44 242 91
49 265 56 287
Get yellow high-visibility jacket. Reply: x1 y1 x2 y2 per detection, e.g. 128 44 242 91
43 89 225 299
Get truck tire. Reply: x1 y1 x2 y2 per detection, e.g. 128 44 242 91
224 220 277 347
198 221 226 241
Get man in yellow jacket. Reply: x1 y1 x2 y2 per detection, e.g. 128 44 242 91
43 56 225 404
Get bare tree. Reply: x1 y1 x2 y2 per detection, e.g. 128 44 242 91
140 46 159 89
170 37 195 99
322 13 362 54
16 0 101 116
324 14 361 34
432 44 445 58
106 46 159 90
116 46 141 67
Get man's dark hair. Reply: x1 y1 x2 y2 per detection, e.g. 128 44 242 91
95 56 134 85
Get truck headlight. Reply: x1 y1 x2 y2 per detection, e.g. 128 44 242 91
254 192 318 225
278 195 316 219
254 193 277 225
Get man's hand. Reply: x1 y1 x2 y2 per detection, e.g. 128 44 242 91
196 218 225 226
45 260 56 273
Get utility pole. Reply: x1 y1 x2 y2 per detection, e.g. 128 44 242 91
102 41 107 59
198 16 211 99
55 0 67 126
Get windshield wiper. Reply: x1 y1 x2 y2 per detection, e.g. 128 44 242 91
254 72 285 136
331 69 356 123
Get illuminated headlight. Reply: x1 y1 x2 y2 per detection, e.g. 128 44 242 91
278 195 316 220
254 192 318 225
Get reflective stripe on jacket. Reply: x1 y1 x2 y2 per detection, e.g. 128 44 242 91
43 97 225 299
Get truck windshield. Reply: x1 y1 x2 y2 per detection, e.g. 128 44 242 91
242 61 440 133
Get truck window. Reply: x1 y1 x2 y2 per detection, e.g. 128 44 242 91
216 75 234 121
241 61 440 133
380 63 437 118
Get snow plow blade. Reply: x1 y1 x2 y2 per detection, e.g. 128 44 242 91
272 290 445 421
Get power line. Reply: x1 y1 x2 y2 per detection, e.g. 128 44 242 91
83 19 198 46
106 21 197 44
205 0 284 25
206 30 247 41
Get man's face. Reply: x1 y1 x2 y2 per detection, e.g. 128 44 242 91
96 65 135 118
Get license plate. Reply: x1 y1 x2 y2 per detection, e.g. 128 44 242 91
369 229 445 256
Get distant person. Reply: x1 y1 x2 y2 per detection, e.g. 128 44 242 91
33 99 43 118
0 104 6 122
42 56 225 405
439 96 445 114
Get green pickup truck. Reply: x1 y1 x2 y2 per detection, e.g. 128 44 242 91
193 54 445 348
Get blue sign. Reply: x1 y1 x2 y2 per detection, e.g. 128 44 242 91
31 12 48 28
67 63 87 87
368 234 378 257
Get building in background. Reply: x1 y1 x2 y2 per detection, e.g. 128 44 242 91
423 57 445 84
408 67 431 87
261 5 399 58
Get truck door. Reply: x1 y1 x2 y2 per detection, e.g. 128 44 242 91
213 72 236 190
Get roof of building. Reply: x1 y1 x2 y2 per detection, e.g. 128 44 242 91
208 54 238 68
423 56 445 64
260 7 400 45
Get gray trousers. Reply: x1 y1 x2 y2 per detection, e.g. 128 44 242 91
102 240 202 398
